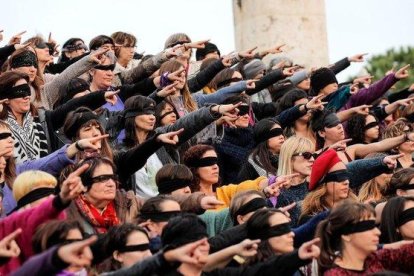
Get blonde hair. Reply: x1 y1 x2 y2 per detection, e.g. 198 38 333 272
13 170 57 202
382 118 409 139
358 179 386 203
277 136 314 176
300 184 358 221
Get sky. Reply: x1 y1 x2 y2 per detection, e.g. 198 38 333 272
1 0 414 81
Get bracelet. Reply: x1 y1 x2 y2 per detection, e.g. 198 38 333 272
217 105 221 114
75 141 84 151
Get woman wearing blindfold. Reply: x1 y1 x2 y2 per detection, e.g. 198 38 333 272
32 220 88 276
380 196 414 244
317 201 414 275
102 224 152 272
312 110 414 164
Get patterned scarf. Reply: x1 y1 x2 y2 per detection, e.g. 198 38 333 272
74 195 120 234
6 112 48 164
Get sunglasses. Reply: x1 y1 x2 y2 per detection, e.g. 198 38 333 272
293 151 317 160
90 174 118 184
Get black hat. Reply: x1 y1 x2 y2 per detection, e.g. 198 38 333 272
195 42 221 61
310 67 338 95
161 214 208 249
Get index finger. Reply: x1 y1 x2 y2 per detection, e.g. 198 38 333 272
400 64 411 70
305 237 320 246
168 128 185 136
16 31 26 36
2 228 22 243
390 153 404 159
339 138 352 143
94 48 110 55
48 32 52 41
247 46 258 53
88 134 109 142
70 163 90 177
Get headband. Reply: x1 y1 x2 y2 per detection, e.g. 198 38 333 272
256 128 284 144
238 105 249 116
118 243 150 253
398 207 414 227
65 111 99 140
217 77 243 89
322 113 341 129
124 107 155 118
364 121 379 131
0 84 31 100
166 40 190 49
94 64 116 71
321 169 350 184
140 210 181 222
0 133 12 140
10 51 38 69
191 157 218 168
250 222 292 240
157 179 192 194
234 198 267 219
340 220 376 235
16 187 55 210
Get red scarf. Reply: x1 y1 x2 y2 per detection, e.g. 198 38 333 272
75 195 120 234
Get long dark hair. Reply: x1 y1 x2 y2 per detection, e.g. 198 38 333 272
0 121 16 187
274 88 307 116
245 208 285 265
380 196 414 243
316 200 375 273
123 95 156 148
347 113 379 145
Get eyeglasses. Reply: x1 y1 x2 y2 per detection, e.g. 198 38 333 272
292 152 316 160
90 174 118 184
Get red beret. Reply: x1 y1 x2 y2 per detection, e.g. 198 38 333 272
309 149 342 191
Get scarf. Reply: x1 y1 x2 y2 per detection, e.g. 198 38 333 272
6 112 48 164
74 195 120 234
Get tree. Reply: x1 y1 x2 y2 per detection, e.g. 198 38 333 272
364 46 414 91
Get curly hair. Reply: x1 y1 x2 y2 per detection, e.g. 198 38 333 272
347 113 379 145
183 144 216 192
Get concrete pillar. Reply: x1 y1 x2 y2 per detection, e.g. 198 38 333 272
233 0 329 67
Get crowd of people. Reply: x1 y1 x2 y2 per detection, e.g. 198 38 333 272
0 27 414 275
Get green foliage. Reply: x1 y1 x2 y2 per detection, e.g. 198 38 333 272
365 46 414 90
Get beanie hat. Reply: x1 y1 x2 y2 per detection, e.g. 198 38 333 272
196 42 221 61
253 119 281 144
244 59 266 79
310 67 338 94
267 56 293 71
161 214 208 249
309 149 342 191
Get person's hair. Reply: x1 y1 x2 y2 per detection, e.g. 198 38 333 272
123 95 156 148
89 35 114 51
0 71 37 119
159 60 197 113
274 89 307 116
229 190 264 224
401 102 414 119
316 200 375 273
183 144 216 191
0 121 16 186
300 184 358 221
32 220 83 254
245 208 285 265
105 223 149 271
347 113 379 145
382 118 409 140
76 157 117 192
154 100 179 128
164 33 191 49
209 68 237 91
137 195 178 223
384 168 414 198
63 107 113 160
59 38 85 62
380 196 414 243
111 32 137 58
13 170 57 203
8 49 43 102
310 109 335 150
277 136 314 176
155 164 193 192
358 153 389 203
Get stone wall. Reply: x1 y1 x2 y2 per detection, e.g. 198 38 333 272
233 0 329 67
